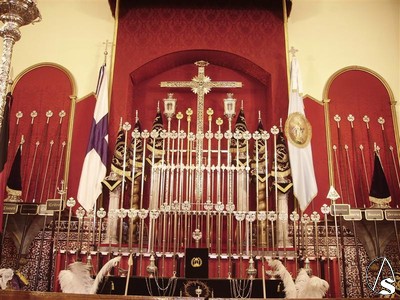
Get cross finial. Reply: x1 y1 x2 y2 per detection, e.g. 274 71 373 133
289 46 298 57
103 40 113 65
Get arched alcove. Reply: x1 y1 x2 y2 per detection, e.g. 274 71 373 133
9 63 76 203
124 50 274 134
120 50 274 212
323 66 399 208
1 63 76 279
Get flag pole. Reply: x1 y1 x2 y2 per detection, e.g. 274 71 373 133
271 125 279 214
39 140 54 203
11 110 24 166
389 146 400 195
63 95 77 190
344 144 358 207
378 117 399 206
310 211 321 277
362 115 374 172
290 211 299 275
22 110 37 192
347 115 365 207
32 111 53 202
64 197 76 269
320 204 331 297
108 0 120 102
263 129 270 253
215 118 223 277
359 144 371 193
282 2 298 218
282 0 292 100
326 186 345 297
394 205 400 260
47 111 66 200
333 115 346 203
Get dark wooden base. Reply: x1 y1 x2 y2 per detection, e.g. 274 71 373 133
0 290 382 300
98 276 284 298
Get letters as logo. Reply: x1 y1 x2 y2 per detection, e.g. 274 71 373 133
366 257 395 295
191 257 202 268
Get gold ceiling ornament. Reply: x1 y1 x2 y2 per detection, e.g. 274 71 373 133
0 0 41 132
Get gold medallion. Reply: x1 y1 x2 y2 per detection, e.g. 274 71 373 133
285 112 312 148
191 256 203 268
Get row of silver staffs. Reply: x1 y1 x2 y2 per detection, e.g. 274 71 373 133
5 201 400 220
129 128 269 140
59 204 400 255
112 121 394 156
119 113 393 141
46 204 399 268
59 250 330 261
71 205 400 222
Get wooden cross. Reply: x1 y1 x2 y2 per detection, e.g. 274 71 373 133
160 61 242 202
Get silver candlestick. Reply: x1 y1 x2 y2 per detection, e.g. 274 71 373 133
246 257 257 279
146 254 158 278
0 0 41 132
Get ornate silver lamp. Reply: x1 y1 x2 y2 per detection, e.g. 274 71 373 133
163 92 177 119
0 0 41 131
223 93 236 131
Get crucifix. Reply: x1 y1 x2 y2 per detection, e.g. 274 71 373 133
160 60 242 202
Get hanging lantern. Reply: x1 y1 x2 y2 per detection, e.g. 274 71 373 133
163 93 177 119
223 93 236 119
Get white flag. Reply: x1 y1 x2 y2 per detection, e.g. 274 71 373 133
77 65 109 211
285 56 318 211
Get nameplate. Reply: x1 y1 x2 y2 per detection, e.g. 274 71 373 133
330 204 350 216
3 202 18 214
365 209 384 221
385 209 400 221
343 209 362 221
20 204 38 215
38 204 54 216
46 199 64 211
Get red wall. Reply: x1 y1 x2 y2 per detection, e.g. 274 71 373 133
110 6 289 143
